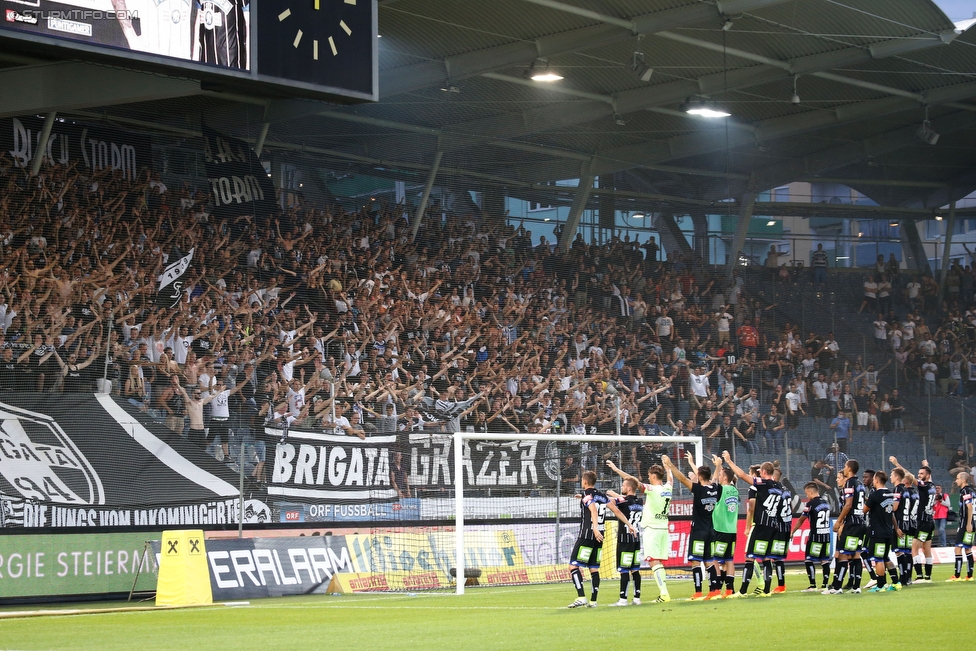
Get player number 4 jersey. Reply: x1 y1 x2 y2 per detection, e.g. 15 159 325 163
752 477 783 529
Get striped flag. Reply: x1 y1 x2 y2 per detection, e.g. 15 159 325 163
158 248 194 291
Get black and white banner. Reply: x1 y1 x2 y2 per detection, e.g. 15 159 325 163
1 116 152 180
201 125 276 220
270 430 551 501
0 393 262 530
0 392 558 530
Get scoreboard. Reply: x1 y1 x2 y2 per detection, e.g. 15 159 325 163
0 0 376 102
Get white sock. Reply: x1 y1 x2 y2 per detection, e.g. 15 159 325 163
653 565 668 595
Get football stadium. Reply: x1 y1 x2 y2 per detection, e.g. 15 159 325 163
2 0 976 648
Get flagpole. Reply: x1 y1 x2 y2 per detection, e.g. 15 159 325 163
101 314 114 392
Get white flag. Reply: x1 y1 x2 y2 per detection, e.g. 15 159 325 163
158 248 194 291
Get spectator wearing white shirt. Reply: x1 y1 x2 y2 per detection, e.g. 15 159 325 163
812 372 829 420
921 358 938 395
873 314 888 346
785 383 804 434
688 365 713 423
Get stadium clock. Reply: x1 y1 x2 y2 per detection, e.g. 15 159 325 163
257 0 374 95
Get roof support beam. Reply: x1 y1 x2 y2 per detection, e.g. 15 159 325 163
727 193 757 279
505 79 976 184
378 0 794 98
938 200 957 304
422 25 958 159
410 150 443 241
656 212 694 260
0 61 199 119
901 221 931 273
559 162 594 252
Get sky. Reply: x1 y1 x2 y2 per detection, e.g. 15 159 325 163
932 0 974 22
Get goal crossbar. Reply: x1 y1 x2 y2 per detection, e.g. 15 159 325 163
452 432 703 595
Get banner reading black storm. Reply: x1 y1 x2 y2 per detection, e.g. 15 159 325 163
0 116 152 180
0 393 559 531
201 125 276 220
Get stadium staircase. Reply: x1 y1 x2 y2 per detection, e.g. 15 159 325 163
739 270 954 484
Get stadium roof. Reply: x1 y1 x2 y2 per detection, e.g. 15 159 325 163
3 0 976 214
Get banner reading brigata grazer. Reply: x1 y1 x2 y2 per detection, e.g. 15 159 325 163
201 125 276 220
0 116 152 180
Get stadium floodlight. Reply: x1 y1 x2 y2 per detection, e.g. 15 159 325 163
916 106 940 145
682 99 731 119
452 432 704 595
631 52 653 83
531 72 564 82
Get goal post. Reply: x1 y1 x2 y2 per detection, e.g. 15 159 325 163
452 432 703 595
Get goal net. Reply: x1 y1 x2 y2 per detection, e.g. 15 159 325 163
352 432 703 594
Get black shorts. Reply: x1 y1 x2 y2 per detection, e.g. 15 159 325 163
786 413 799 428
710 532 736 561
894 533 914 553
616 541 641 573
838 523 867 555
570 537 604 569
688 529 714 562
805 536 832 561
210 418 231 440
916 520 935 542
866 535 894 563
955 528 975 549
770 530 791 559
746 525 778 559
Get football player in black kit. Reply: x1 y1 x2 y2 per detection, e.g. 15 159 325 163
890 468 918 586
606 477 643 606
892 456 937 582
723 452 780 597
770 467 793 594
864 471 903 592
947 471 975 582
568 471 609 608
664 453 720 600
826 459 866 594
792 482 833 591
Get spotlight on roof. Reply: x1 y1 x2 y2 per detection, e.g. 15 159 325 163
531 72 564 82
767 220 776 226
917 120 940 145
935 215 943 221
613 113 627 126
682 98 731 118
631 52 653 83
722 19 734 31
916 106 939 145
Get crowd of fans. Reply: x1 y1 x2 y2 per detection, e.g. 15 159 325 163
0 154 938 490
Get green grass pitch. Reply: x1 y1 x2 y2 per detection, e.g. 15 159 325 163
1 566 973 650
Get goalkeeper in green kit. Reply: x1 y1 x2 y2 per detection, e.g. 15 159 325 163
710 454 742 597
607 459 674 603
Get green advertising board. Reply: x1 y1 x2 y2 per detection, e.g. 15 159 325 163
0 533 158 599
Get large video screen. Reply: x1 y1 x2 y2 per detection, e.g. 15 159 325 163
0 0 376 101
